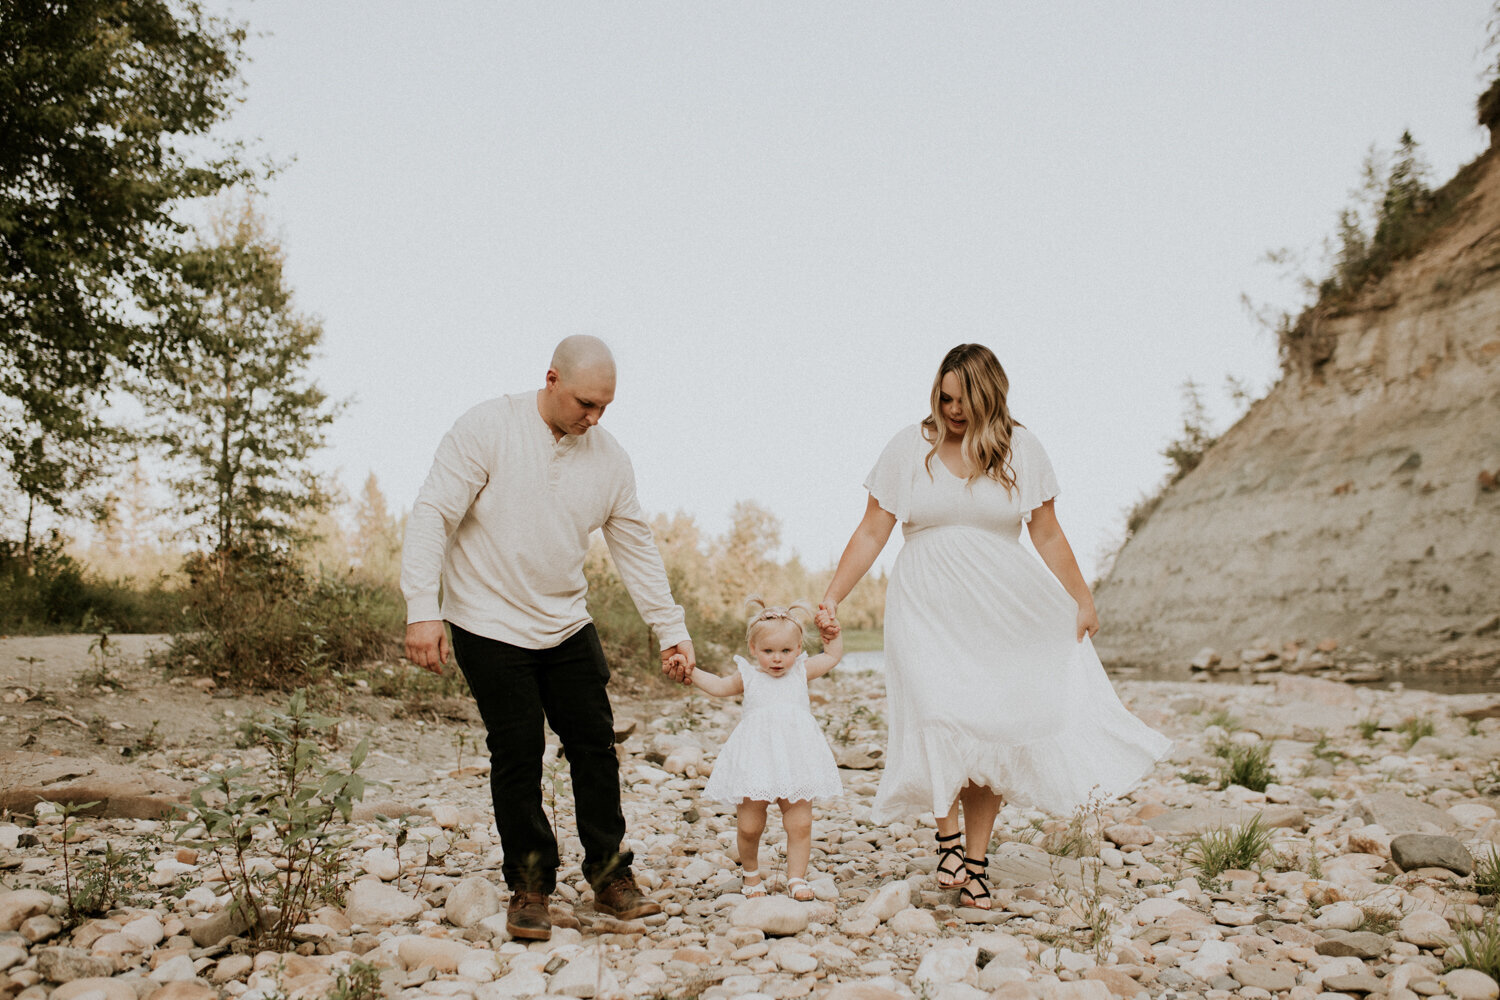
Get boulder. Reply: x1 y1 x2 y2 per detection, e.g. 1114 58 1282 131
1354 793 1456 835
444 876 501 928
1390 833 1474 875
344 879 422 926
730 896 809 936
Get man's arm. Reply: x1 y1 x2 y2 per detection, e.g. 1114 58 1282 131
400 410 491 669
600 466 693 679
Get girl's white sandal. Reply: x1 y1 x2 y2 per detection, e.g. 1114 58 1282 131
786 876 814 901
740 868 768 898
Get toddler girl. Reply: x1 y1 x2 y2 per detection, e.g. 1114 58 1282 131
689 598 843 900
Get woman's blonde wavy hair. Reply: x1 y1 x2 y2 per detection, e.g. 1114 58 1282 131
743 595 814 646
921 343 1021 492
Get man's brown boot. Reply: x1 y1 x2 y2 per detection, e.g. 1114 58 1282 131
505 889 551 941
593 872 662 920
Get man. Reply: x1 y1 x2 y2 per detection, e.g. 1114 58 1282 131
401 335 695 941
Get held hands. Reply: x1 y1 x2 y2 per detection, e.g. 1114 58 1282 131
815 601 838 640
1076 603 1100 643
405 620 450 674
815 605 841 644
660 640 696 685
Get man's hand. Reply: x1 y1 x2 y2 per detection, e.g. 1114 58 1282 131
660 639 695 684
815 602 838 635
406 620 450 674
817 614 841 644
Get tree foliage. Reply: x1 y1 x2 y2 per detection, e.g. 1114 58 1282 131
0 0 249 536
142 202 340 553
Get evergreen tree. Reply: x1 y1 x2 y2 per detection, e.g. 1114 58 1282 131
142 202 340 553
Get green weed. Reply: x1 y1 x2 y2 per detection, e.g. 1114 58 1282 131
1205 709 1241 732
1357 716 1382 741
1473 845 1500 898
1186 814 1273 881
1218 741 1275 792
1446 909 1500 981
1397 715 1436 750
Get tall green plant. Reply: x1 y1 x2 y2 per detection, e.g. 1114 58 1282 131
175 690 373 951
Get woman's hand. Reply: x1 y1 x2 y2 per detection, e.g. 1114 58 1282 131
815 602 838 636
1076 603 1100 642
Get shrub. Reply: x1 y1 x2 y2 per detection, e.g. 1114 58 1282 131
175 689 373 951
158 548 401 689
0 534 183 633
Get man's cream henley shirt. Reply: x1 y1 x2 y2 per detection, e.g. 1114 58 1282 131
401 392 688 651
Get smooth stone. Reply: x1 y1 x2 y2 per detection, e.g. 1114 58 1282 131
1315 931 1390 959
36 947 116 982
1442 969 1500 1000
730 897 810 936
396 935 470 972
1230 961 1299 992
146 984 218 1000
552 951 620 997
1323 972 1385 994
0 890 54 932
121 915 165 949
445 876 502 928
1398 909 1452 947
49 979 137 1000
889 907 940 935
359 847 400 881
1354 793 1456 835
1390 834 1475 875
914 945 979 988
860 881 912 923
148 954 197 983
344 879 422 926
213 955 254 984
822 986 906 1000
1311 901 1365 931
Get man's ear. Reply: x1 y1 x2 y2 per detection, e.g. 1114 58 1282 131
544 369 560 388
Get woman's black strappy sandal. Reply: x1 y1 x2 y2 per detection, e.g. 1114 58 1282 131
934 831 968 888
959 856 992 909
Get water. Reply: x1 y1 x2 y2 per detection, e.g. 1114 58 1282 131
838 649 1500 697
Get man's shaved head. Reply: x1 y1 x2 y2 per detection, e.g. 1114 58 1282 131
538 335 617 439
550 335 616 383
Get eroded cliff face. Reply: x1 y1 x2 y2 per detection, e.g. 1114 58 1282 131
1095 148 1500 669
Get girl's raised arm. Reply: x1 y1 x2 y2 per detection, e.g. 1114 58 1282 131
689 666 744 698
805 629 844 680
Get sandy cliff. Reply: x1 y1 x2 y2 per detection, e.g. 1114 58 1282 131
1095 147 1500 669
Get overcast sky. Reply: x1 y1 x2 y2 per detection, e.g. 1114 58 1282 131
205 0 1495 581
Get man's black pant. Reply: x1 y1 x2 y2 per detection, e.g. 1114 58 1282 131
449 622 630 894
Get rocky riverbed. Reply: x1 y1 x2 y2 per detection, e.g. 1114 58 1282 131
2 648 1499 1000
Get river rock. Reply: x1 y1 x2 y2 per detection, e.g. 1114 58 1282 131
359 847 400 881
860 881 912 923
147 982 219 999
889 907 939 935
1230 960 1298 992
552 950 620 997
0 889 54 932
444 876 501 927
37 947 116 982
730 897 809 936
148 953 197 982
1315 931 1390 959
914 945 978 988
397 935 470 972
1399 909 1452 946
345 879 422 926
1390 833 1474 875
1442 968 1500 1000
50 978 137 1000
1355 793 1456 835
823 986 906 1000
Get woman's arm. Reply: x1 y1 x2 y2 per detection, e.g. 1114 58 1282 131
820 495 897 616
1025 499 1099 641
805 629 844 680
688 667 744 698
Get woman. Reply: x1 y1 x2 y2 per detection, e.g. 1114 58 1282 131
818 344 1170 909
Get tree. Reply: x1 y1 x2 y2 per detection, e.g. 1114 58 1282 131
143 201 340 553
0 0 250 536
350 472 402 584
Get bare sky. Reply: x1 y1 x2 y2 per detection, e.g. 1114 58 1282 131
209 0 1494 580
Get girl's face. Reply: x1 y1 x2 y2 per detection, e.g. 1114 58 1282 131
938 371 967 438
750 621 803 677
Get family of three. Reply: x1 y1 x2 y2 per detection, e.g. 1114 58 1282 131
399 335 1171 941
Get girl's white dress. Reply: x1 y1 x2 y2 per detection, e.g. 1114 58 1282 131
866 423 1172 822
703 654 843 804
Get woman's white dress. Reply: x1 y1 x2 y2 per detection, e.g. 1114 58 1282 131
865 424 1171 822
703 654 843 804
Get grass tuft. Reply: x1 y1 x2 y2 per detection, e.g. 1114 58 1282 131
1446 909 1500 981
1218 741 1275 792
1186 814 1273 881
